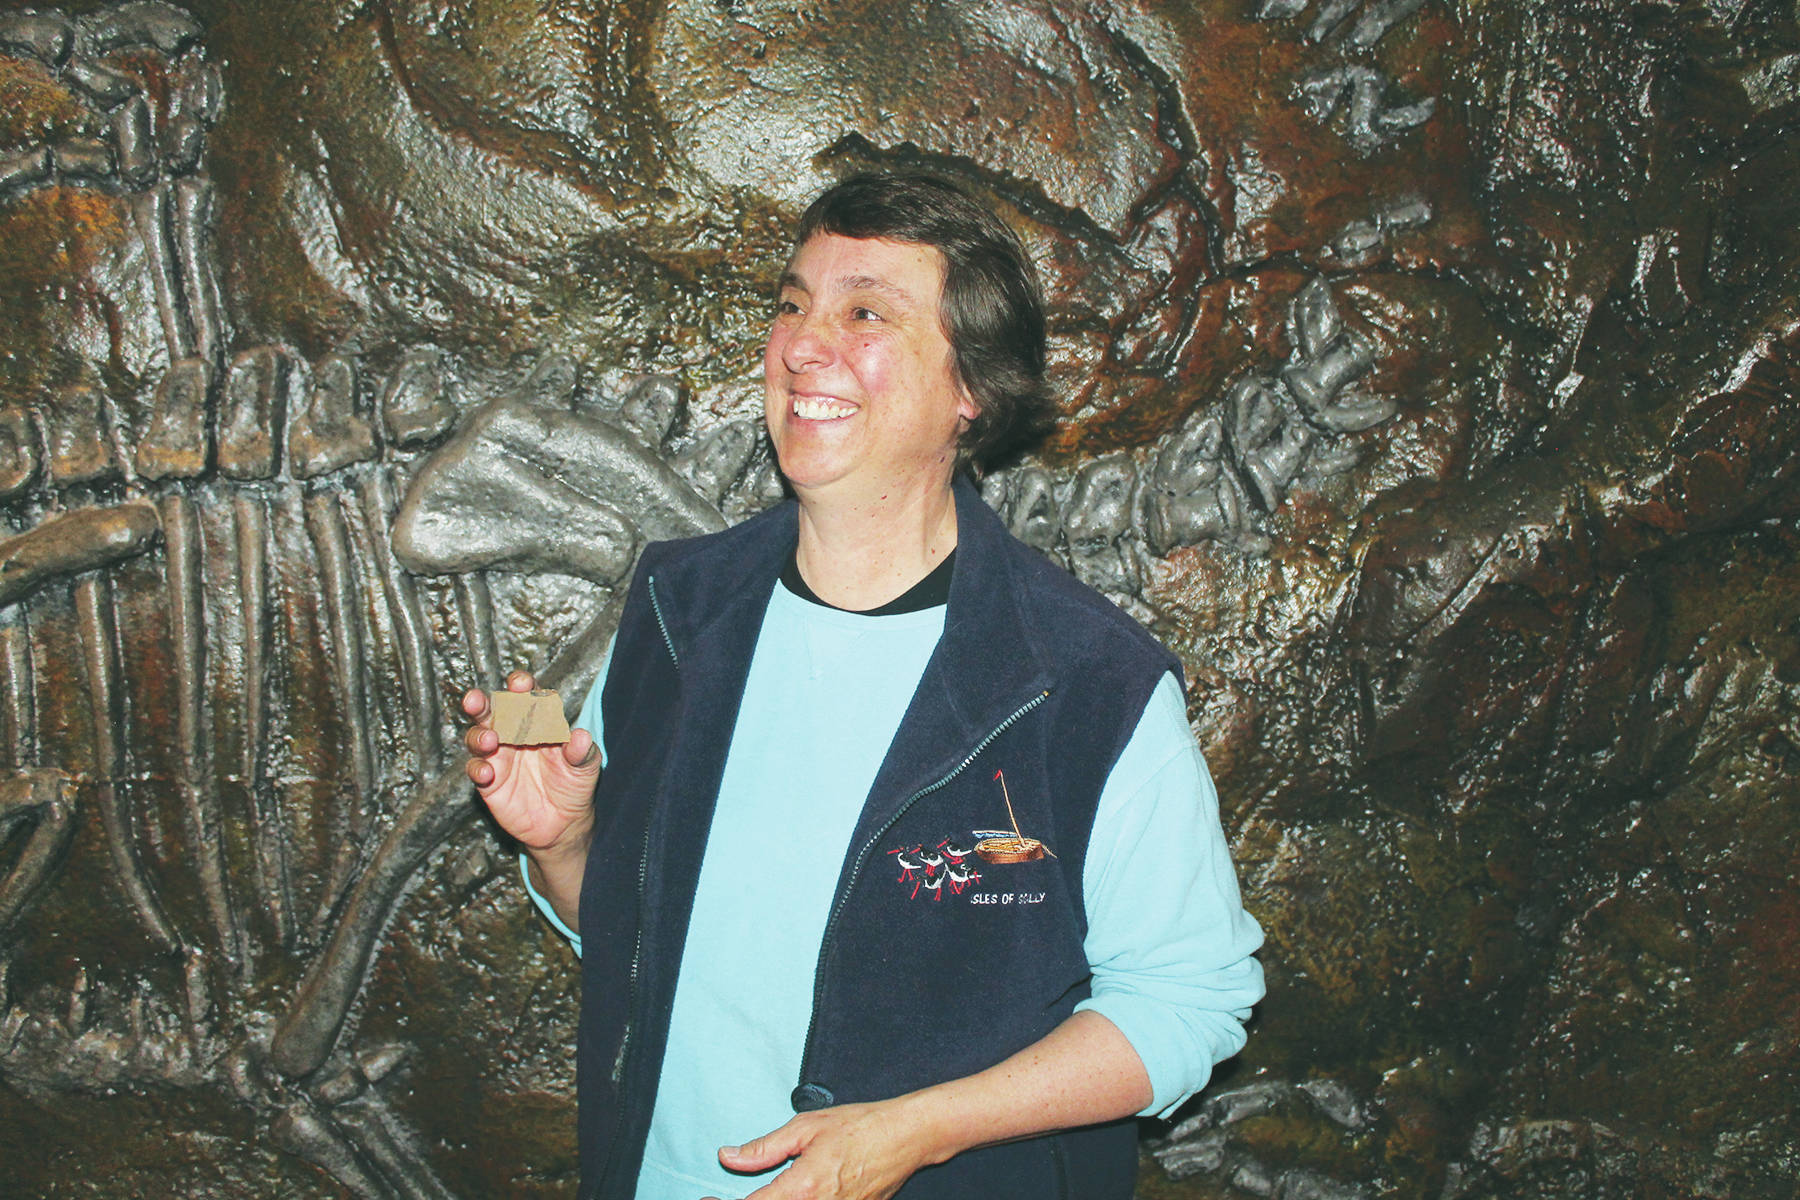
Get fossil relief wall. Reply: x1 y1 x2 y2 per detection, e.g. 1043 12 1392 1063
0 0 1796 1196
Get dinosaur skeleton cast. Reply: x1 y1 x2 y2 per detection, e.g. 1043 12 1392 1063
0 5 760 1193
0 1 1450 1195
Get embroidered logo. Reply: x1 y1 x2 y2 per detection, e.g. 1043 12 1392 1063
886 770 1055 903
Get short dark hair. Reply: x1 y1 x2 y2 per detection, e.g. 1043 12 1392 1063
792 173 1054 472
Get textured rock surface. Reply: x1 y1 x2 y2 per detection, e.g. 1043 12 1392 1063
0 0 1795 1196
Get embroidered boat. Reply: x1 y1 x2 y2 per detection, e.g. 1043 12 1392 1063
974 770 1053 863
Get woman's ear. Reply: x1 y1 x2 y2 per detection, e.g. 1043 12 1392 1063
955 381 981 426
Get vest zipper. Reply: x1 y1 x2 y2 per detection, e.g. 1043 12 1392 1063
609 828 651 1086
647 575 679 670
600 578 682 1193
614 579 681 1081
796 687 1052 1094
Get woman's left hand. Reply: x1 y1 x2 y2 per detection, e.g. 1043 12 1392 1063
705 1097 946 1200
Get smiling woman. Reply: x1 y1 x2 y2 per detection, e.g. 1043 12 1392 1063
784 174 1055 473
467 172 1265 1200
758 173 1060 611
764 233 975 587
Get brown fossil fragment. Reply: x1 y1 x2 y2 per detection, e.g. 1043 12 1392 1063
379 346 456 450
488 689 569 747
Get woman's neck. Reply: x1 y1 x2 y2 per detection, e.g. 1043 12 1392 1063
792 481 960 611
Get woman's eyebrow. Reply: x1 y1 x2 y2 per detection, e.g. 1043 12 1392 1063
775 270 922 309
838 274 913 302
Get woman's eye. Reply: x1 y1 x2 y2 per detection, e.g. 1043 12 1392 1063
775 298 802 316
851 306 882 321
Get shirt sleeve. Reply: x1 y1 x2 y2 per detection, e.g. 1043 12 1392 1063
518 633 615 958
1074 670 1266 1119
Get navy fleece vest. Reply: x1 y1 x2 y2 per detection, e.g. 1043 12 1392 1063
577 476 1179 1200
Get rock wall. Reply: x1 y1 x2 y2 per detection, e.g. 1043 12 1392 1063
0 1 1795 1196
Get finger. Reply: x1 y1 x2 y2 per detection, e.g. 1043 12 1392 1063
461 687 491 721
562 728 598 770
464 723 498 757
465 755 494 788
505 669 536 692
719 1123 805 1173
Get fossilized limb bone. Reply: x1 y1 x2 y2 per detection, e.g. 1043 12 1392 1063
264 384 643 1080
0 769 75 941
130 186 195 362
454 575 503 687
172 175 228 362
0 501 162 608
277 1057 459 1200
329 1091 459 1200
269 763 475 1079
0 611 32 769
260 412 640 1083
392 358 726 584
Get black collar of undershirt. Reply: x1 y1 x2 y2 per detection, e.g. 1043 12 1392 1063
781 545 955 615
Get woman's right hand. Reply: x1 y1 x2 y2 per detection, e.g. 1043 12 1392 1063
462 670 601 859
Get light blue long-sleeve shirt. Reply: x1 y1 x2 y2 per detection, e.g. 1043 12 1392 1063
522 580 1263 1196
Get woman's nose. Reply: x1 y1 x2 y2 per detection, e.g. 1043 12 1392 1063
779 315 833 371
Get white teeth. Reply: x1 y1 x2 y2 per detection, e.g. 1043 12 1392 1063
793 397 855 420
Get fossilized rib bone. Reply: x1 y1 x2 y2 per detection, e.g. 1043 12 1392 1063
75 573 179 951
